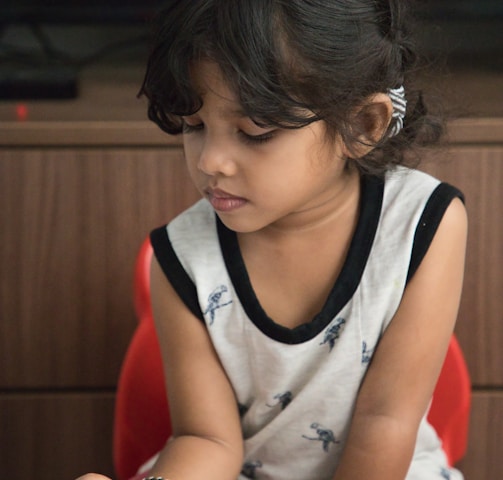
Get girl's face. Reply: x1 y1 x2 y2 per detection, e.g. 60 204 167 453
183 61 355 234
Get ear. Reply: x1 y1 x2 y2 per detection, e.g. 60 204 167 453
341 93 393 159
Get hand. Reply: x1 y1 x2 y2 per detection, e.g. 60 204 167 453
76 474 112 480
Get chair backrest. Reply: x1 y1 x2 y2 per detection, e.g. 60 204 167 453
113 237 471 479
113 238 171 480
133 237 154 321
426 335 471 466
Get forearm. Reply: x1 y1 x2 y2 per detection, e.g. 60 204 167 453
149 434 243 480
332 413 416 480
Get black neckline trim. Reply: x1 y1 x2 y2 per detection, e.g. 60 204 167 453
217 175 384 344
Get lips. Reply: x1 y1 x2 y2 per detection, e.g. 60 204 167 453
205 188 248 212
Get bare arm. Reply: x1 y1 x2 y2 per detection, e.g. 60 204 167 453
147 256 244 480
333 197 468 479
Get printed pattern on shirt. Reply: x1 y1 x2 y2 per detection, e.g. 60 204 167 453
267 391 293 410
320 317 346 351
302 422 340 452
242 460 263 479
203 284 233 325
361 340 375 364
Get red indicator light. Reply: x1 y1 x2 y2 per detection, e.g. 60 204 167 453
16 104 29 121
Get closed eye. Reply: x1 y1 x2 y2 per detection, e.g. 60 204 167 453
182 120 276 145
238 130 276 145
182 122 204 134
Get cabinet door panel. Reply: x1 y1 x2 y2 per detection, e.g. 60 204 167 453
0 148 198 387
457 391 503 479
422 146 503 386
0 393 115 479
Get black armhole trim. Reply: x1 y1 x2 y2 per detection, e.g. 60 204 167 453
150 226 205 322
406 183 465 284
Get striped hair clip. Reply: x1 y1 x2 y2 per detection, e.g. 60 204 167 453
387 85 407 137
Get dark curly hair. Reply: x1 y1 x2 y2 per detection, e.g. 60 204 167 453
139 0 443 175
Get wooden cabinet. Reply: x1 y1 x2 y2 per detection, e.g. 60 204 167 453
0 148 199 389
0 144 200 477
422 141 503 387
1 66 502 479
420 139 503 479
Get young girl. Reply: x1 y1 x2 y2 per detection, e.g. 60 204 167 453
82 1 468 479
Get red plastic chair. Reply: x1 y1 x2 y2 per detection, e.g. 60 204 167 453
113 237 471 479
113 238 171 480
427 334 471 466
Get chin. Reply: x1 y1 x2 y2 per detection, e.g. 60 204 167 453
216 212 265 234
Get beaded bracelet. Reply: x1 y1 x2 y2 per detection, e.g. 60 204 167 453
142 477 166 480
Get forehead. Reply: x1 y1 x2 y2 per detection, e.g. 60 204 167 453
190 60 246 118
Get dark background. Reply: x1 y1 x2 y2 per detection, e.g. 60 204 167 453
0 0 502 100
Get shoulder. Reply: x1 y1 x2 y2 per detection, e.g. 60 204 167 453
381 167 465 282
150 199 215 322
150 198 218 276
166 198 215 240
377 167 460 230
383 167 464 211
151 198 212 250
383 166 458 202
436 194 467 234
400 189 467 342
417 194 468 279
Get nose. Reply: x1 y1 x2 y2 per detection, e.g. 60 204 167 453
197 137 237 177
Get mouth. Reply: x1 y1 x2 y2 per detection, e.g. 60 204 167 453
205 188 248 212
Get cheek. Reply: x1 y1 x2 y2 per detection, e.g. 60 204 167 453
183 135 197 159
183 152 204 192
253 159 307 199
183 138 201 171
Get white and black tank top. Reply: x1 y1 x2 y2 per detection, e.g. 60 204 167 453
150 167 464 480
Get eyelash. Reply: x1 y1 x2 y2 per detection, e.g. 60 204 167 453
182 122 275 145
182 122 204 134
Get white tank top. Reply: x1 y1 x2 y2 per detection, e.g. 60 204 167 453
151 167 464 480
